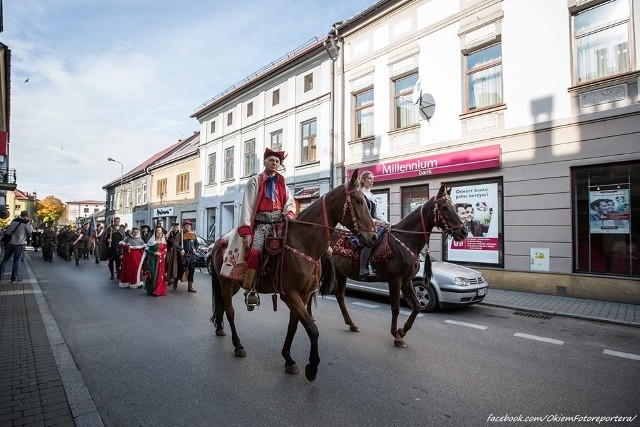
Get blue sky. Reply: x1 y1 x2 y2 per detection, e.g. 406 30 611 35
2 0 376 202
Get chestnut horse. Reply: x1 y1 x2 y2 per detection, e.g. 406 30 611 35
210 170 377 381
327 185 467 347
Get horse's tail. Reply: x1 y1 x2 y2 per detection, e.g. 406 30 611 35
210 245 225 328
422 252 432 287
318 248 336 296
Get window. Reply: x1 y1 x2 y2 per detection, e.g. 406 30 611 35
401 185 429 218
465 43 502 111
136 185 142 205
573 161 638 276
224 147 234 180
176 173 189 193
109 194 115 210
271 130 283 151
243 139 256 176
83 207 89 214
210 120 216 133
304 73 313 92
354 89 374 138
272 89 280 106
247 102 253 117
207 152 216 184
94 208 99 213
301 119 317 164
573 0 631 83
157 178 167 197
227 112 233 126
125 189 131 208
142 183 147 205
394 73 419 129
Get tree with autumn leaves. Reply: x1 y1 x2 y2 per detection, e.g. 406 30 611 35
36 195 66 225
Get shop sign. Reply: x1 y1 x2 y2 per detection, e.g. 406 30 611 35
349 145 500 183
295 186 320 199
154 207 174 217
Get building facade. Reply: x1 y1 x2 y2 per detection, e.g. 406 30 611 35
332 0 639 302
192 38 337 240
65 200 104 225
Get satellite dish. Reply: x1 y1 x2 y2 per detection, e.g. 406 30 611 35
417 93 436 121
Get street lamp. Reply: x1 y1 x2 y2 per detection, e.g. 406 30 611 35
107 157 124 211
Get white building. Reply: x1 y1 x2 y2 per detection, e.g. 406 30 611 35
66 200 105 224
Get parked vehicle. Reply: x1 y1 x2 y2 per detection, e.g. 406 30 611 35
347 254 489 312
194 236 211 267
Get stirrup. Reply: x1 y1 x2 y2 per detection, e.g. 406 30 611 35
244 291 260 309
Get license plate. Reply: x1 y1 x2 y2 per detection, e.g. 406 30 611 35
477 288 487 296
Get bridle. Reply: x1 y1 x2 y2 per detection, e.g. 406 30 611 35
321 183 374 242
419 194 465 244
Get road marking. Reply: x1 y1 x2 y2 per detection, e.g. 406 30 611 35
444 320 488 330
399 310 424 318
352 301 381 309
514 333 563 345
603 349 640 361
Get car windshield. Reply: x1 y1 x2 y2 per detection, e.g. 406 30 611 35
197 236 209 247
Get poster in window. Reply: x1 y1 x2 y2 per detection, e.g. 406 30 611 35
371 192 388 222
589 188 630 234
446 183 499 264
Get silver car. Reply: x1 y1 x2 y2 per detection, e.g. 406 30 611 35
346 255 489 313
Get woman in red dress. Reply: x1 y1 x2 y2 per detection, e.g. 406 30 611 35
118 228 146 289
144 227 168 296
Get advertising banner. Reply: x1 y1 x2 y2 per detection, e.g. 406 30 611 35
446 183 499 264
589 188 630 234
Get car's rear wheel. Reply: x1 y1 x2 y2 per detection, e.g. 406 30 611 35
412 279 438 313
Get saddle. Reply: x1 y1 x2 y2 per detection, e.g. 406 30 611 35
332 229 392 262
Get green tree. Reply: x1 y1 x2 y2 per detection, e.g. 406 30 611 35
36 195 65 225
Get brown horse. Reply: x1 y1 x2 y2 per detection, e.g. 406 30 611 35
210 170 377 381
326 185 467 347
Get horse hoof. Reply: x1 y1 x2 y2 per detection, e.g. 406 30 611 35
215 329 226 337
349 325 361 332
235 348 247 357
394 339 407 348
285 364 300 375
304 365 317 382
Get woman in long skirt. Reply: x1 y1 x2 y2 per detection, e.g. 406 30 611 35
118 228 146 289
144 227 167 296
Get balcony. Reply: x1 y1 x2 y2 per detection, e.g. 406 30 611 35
0 168 17 191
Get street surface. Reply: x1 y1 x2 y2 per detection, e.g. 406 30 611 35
29 252 640 426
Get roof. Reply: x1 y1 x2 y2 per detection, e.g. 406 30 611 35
149 131 200 169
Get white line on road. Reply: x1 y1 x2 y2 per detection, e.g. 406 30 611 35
399 310 424 317
444 320 488 330
514 333 563 345
603 349 640 361
352 301 381 309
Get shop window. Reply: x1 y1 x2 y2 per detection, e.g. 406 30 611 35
401 184 429 218
442 178 503 266
573 162 639 276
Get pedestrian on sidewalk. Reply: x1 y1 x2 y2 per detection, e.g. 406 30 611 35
0 210 33 283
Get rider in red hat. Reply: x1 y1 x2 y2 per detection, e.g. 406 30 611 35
238 147 296 309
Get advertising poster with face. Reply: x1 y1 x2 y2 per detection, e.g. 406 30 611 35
589 188 630 234
447 183 499 264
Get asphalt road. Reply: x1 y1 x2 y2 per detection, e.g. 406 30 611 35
31 253 640 426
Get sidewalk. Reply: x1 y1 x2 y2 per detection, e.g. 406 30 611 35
0 250 103 427
1 252 638 427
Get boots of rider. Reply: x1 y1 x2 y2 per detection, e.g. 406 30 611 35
359 246 374 279
188 281 197 293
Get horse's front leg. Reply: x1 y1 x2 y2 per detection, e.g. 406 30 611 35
283 294 320 382
398 279 421 340
388 279 406 348
281 310 300 375
335 273 359 332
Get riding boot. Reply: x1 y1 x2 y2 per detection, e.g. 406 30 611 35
242 268 259 310
188 282 197 293
359 246 374 279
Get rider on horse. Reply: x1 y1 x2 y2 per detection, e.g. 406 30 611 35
238 147 296 310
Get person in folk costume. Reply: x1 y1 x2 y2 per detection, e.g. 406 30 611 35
238 147 296 310
144 227 168 296
41 224 57 262
92 222 105 264
31 228 42 252
72 223 90 265
174 220 199 293
118 227 146 289
103 217 126 280
165 222 181 289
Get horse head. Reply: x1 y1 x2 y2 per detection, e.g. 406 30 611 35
343 169 377 247
433 185 467 241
